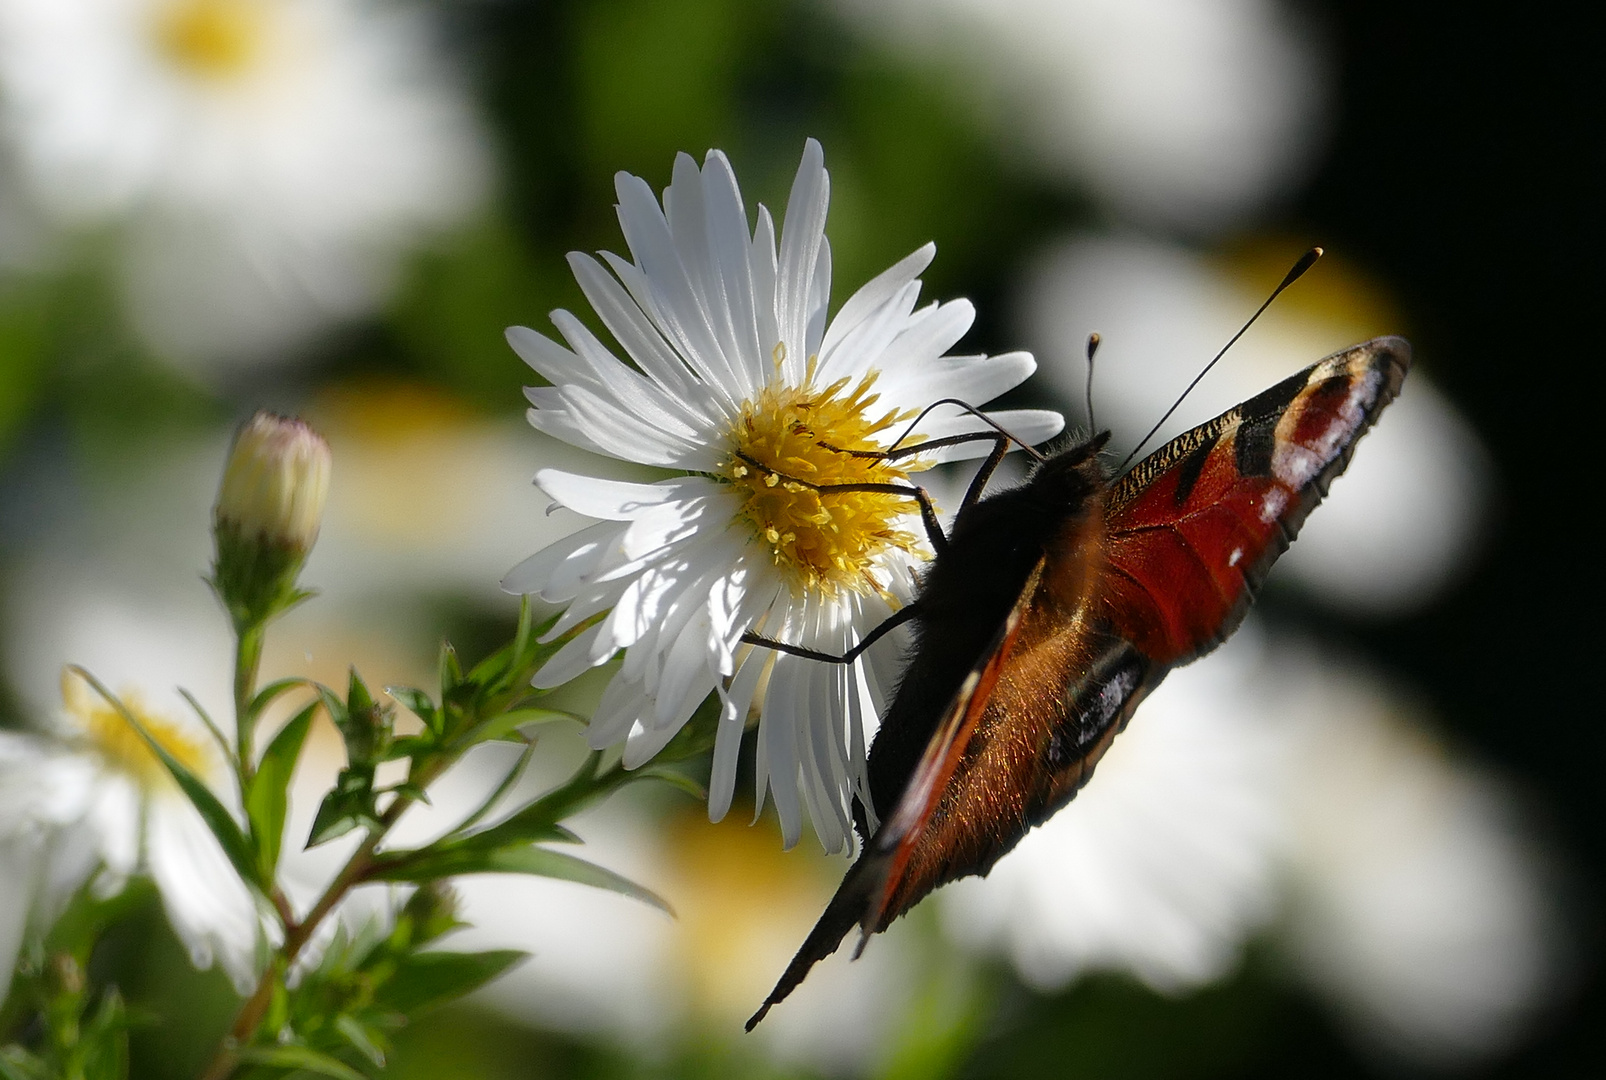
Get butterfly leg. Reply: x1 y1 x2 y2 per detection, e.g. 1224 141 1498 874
740 602 922 664
732 451 950 556
818 399 1039 514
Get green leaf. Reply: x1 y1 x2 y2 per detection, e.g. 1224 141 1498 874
334 1015 387 1069
370 844 671 915
372 950 526 1017
236 1045 366 1080
67 667 261 892
250 676 314 717
385 686 439 732
246 699 319 879
437 641 463 698
0 1048 49 1080
635 765 708 801
469 707 580 746
307 775 378 848
77 990 131 1080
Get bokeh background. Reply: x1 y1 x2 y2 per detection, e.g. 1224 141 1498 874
0 0 1598 1076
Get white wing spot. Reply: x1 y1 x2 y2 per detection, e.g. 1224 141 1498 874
1228 547 1243 567
1259 488 1288 524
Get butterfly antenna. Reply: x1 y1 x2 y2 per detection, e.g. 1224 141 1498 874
1117 247 1323 473
1084 332 1101 434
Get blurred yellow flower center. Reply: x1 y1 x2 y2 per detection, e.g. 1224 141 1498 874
724 360 926 597
153 0 269 80
62 673 215 791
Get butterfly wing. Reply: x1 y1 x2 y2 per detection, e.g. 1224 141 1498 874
1101 336 1410 665
745 558 1044 1031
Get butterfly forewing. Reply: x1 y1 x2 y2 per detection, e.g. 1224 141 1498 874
1101 336 1410 665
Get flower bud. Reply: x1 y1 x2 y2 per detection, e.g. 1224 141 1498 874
211 412 331 627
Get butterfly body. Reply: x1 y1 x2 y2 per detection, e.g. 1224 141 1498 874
747 336 1411 1028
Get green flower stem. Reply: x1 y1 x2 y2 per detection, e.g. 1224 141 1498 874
197 753 444 1080
232 621 266 781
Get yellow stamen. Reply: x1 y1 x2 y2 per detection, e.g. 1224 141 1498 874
723 368 929 597
61 670 218 791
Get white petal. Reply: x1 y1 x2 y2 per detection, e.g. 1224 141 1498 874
502 520 616 597
552 385 704 468
819 242 936 362
147 801 271 992
760 654 806 848
700 150 766 398
588 674 649 748
506 324 599 391
613 172 740 410
775 139 829 382
567 252 699 404
750 203 780 354
877 347 1033 411
532 624 608 689
535 471 686 521
813 280 924 385
710 650 769 822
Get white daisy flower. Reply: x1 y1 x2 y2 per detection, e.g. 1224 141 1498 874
502 139 1061 850
0 669 272 991
0 0 490 371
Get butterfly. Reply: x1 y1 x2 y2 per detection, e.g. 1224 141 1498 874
742 333 1411 1028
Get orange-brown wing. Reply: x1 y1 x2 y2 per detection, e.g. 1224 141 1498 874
745 559 1044 1032
1101 336 1410 665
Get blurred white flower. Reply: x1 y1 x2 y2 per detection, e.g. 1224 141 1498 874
0 670 272 990
0 0 491 371
940 630 1560 1068
0 836 37 1004
1021 233 1490 614
828 0 1329 231
1273 651 1560 1067
502 139 1060 851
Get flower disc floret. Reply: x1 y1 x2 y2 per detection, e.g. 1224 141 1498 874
726 369 925 598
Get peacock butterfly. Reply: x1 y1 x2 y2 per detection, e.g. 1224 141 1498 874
740 330 1411 1028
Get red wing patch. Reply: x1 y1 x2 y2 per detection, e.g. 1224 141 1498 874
1100 336 1410 665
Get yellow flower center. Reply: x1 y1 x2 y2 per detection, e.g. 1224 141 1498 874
152 0 270 81
62 672 217 791
723 359 928 597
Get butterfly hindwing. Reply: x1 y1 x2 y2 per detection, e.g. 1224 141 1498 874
1100 336 1410 665
745 558 1045 1031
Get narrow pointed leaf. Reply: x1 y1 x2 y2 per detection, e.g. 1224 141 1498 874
246 699 318 879
335 1016 387 1068
237 1045 366 1080
373 950 526 1016
370 844 670 914
635 765 708 801
68 667 261 892
385 686 438 729
469 707 580 746
250 676 313 717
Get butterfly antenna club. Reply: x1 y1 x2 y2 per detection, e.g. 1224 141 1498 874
1085 332 1102 434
